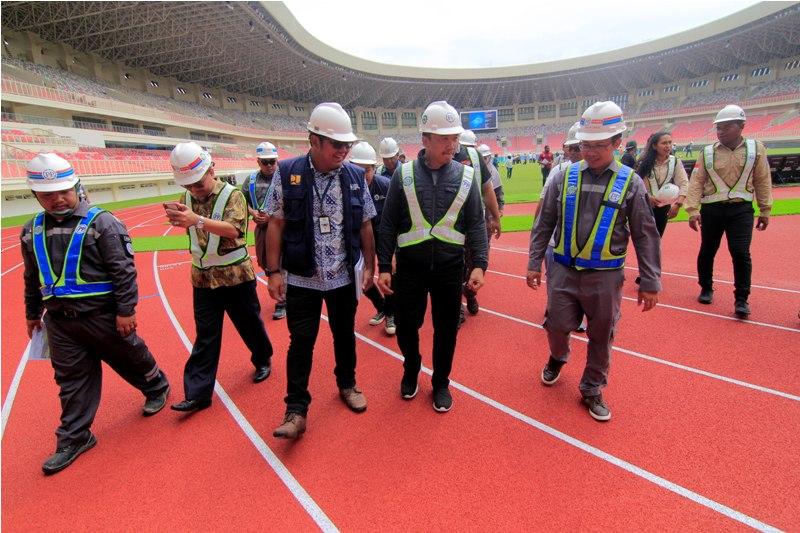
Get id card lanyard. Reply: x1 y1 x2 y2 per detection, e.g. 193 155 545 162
313 175 335 234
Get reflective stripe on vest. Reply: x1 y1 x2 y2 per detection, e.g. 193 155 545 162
187 183 249 269
245 171 266 211
553 163 633 270
465 146 482 186
397 162 475 247
701 139 756 204
32 206 113 299
647 155 676 196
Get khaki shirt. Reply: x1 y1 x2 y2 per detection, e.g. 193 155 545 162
685 139 772 217
647 157 689 198
187 179 255 289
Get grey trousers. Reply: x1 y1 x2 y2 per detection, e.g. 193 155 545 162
44 312 168 448
544 262 624 397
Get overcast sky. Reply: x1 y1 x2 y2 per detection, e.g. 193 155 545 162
284 0 760 68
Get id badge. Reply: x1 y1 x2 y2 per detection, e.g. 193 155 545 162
319 216 331 234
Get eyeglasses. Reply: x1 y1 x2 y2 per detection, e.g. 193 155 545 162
579 141 614 152
566 145 582 152
324 138 353 151
258 159 277 165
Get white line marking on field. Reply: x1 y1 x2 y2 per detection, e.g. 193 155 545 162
153 234 338 533
489 245 800 294
1 262 23 276
1 341 31 440
487 269 800 334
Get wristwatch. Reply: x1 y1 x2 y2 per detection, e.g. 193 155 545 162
195 216 205 230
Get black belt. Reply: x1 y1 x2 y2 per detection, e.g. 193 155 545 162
46 307 114 319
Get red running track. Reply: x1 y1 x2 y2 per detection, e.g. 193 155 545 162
2 203 799 530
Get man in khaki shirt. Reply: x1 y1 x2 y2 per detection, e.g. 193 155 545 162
685 104 772 318
165 142 274 412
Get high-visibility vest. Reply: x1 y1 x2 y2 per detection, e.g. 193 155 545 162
397 162 475 247
647 155 676 196
700 139 756 204
32 206 113 299
244 171 267 211
464 146 482 185
553 163 634 270
186 183 249 269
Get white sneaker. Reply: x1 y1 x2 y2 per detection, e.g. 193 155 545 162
384 316 396 335
369 311 385 326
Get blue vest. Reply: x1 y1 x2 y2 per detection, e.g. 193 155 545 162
32 206 114 299
278 156 365 278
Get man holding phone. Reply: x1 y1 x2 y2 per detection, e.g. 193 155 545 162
165 142 273 413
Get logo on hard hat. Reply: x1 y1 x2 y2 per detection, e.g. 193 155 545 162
421 114 428 125
42 169 57 180
445 113 455 123
609 192 621 203
75 224 88 235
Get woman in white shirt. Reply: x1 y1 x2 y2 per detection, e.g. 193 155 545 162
635 131 689 236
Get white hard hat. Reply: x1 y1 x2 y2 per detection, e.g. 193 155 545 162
564 121 581 146
477 144 492 157
255 141 278 159
419 100 464 135
459 130 477 147
714 104 746 124
576 101 627 141
170 142 213 186
655 183 680 204
378 137 400 158
349 141 378 165
26 153 79 192
307 102 357 142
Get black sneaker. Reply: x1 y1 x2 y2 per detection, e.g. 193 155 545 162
698 289 713 304
42 432 97 475
432 387 452 412
143 385 170 416
272 303 286 321
369 311 386 326
581 394 611 421
734 300 751 318
400 374 418 400
541 357 566 385
466 296 479 315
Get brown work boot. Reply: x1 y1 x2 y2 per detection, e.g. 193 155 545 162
339 386 367 413
272 413 307 439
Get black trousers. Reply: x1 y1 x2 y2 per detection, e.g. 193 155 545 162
44 311 169 448
541 166 551 187
697 202 755 301
184 280 272 400
651 204 670 237
364 280 395 316
395 264 463 389
284 283 358 416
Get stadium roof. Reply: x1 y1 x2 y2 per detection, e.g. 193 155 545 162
2 1 799 109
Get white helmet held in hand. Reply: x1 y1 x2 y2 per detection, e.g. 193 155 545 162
349 141 378 165
459 130 477 147
170 142 213 186
477 144 492 157
378 137 400 158
26 153 79 192
576 101 627 141
307 102 358 142
655 183 680 204
419 101 464 135
714 104 746 124
255 141 278 159
565 121 581 146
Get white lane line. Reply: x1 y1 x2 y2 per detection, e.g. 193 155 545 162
153 237 338 533
1 340 31 440
309 301 781 531
479 306 800 403
489 245 800 294
1 243 19 252
1 262 23 277
487 269 800 334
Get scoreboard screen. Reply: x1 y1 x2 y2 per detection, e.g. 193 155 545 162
460 110 497 131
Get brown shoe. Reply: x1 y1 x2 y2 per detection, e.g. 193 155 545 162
339 386 367 413
272 413 307 439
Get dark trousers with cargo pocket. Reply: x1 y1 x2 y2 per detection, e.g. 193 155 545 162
184 280 272 401
543 262 624 398
44 311 169 448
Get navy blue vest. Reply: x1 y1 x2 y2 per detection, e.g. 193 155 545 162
278 155 365 278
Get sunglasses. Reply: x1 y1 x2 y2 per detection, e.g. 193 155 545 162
258 159 277 165
322 137 353 151
567 145 581 152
